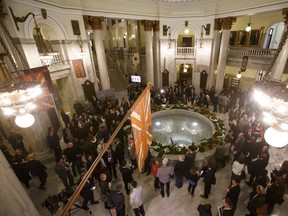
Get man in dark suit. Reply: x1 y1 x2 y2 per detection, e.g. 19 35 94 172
47 127 62 159
119 160 134 195
78 172 99 210
103 147 118 179
26 154 47 189
114 138 125 165
109 183 126 216
200 161 217 199
54 157 74 189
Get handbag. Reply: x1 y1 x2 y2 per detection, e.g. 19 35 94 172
188 179 196 186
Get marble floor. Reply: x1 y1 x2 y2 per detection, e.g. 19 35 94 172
24 90 288 216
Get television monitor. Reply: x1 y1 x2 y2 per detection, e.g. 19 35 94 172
131 75 141 83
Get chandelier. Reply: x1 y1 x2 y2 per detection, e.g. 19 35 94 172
0 54 42 128
0 5 43 128
253 19 288 148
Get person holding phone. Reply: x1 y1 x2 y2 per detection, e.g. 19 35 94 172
200 160 217 199
78 172 99 210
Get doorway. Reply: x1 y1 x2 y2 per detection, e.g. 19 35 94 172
178 63 192 87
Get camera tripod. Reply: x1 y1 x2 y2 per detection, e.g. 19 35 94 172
67 203 92 215
45 202 92 216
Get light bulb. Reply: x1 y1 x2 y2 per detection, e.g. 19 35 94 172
236 73 242 79
15 113 35 128
246 24 251 32
185 28 189 34
264 127 288 148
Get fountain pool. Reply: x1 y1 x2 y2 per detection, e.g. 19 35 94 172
152 109 215 147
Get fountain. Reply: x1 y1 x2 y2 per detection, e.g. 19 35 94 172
152 109 215 147
151 109 216 161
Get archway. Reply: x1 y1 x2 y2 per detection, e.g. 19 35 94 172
263 22 284 49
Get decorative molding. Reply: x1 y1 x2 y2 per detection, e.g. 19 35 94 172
152 0 205 3
90 16 104 30
214 18 222 31
141 20 154 31
222 17 237 30
153 21 160 31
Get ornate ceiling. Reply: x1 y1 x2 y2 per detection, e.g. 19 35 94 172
152 0 205 2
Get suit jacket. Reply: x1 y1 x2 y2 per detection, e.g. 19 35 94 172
115 142 125 163
80 178 94 199
103 150 117 166
26 159 47 176
119 166 133 182
203 167 216 185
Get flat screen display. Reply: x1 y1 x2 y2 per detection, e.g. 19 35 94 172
131 75 141 83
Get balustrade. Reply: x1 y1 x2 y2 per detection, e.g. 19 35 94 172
177 47 195 56
228 47 276 59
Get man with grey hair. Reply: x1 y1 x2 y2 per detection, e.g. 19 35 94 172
156 158 174 198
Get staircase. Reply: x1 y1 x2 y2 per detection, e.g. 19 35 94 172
106 52 128 91
108 68 128 91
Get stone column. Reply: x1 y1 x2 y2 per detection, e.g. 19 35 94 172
270 8 288 80
142 20 154 85
207 18 222 89
90 16 110 90
215 17 236 94
0 150 40 216
153 21 160 89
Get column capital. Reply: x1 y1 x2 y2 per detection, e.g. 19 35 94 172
153 21 160 31
83 16 91 30
222 17 236 30
283 8 288 25
141 20 154 31
90 16 104 30
214 18 222 31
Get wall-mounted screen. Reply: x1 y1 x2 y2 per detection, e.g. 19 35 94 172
131 75 141 83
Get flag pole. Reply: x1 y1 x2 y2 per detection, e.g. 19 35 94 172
60 84 150 216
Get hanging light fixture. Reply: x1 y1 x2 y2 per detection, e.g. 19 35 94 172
9 7 60 66
199 24 210 48
236 72 242 79
253 22 288 148
246 16 252 32
184 20 189 34
183 55 189 72
0 6 42 128
0 54 41 128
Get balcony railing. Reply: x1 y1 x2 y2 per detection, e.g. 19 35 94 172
177 47 195 56
228 47 277 59
40 52 63 66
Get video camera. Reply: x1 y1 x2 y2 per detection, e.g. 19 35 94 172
42 188 74 215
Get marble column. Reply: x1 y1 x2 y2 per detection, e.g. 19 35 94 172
207 19 222 89
270 8 288 80
90 16 110 90
153 21 160 89
0 150 40 216
23 111 52 157
142 20 154 85
215 17 236 94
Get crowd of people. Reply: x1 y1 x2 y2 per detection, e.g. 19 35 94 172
0 82 287 215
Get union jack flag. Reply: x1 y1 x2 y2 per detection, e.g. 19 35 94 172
130 85 152 174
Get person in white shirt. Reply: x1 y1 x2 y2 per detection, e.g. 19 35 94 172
130 180 145 216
